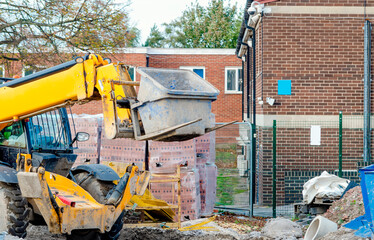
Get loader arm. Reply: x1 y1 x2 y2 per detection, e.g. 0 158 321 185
0 54 218 141
0 54 133 139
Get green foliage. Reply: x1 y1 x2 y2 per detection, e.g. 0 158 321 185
144 24 165 48
145 0 242 48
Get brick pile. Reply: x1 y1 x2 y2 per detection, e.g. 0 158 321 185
100 136 146 171
195 131 217 216
148 140 196 173
69 114 102 166
70 114 217 221
150 170 201 221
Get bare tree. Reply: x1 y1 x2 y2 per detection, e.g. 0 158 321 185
0 0 138 71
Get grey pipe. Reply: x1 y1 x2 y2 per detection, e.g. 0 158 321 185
364 20 371 163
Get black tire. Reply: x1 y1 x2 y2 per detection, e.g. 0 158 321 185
66 229 100 240
73 172 124 240
0 182 29 238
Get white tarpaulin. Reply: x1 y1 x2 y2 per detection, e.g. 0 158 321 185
302 171 350 204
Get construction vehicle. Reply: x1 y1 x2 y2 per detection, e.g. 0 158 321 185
0 54 220 239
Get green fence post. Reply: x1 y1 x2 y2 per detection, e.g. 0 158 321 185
250 123 256 217
272 120 276 218
339 111 343 177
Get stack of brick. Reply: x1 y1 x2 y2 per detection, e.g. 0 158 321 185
100 137 146 171
148 139 201 221
148 140 196 173
69 114 102 166
69 114 217 220
195 132 217 216
150 170 201 221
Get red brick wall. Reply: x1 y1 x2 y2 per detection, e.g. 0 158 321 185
242 3 374 116
240 1 374 206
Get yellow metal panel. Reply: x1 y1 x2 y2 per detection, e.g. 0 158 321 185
83 59 96 98
95 64 132 139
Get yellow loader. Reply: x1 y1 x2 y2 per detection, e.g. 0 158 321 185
0 54 219 239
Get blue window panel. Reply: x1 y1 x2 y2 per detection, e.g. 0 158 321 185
193 69 204 79
278 80 292 95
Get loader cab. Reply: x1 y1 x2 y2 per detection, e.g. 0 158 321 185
0 108 80 176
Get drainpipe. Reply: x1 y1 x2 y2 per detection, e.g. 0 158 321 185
244 20 257 217
364 20 372 163
242 41 251 121
248 26 256 127
242 55 245 121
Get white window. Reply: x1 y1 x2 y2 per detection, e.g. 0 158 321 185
22 65 47 77
22 67 35 77
0 65 5 78
179 66 205 79
127 66 136 81
225 67 243 93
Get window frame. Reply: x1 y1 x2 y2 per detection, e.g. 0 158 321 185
0 65 5 78
22 65 47 77
0 122 26 149
22 67 36 77
128 66 136 81
225 67 242 94
179 66 206 79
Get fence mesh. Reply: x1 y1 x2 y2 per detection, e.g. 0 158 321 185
271 114 369 217
213 114 369 218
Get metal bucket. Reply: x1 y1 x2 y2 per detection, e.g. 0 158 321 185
135 67 219 141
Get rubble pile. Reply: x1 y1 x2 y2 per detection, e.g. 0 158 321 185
323 186 364 226
69 114 218 221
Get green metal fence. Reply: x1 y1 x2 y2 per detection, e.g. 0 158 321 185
270 112 369 217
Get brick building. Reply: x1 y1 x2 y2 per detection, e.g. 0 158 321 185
70 48 242 124
236 0 374 205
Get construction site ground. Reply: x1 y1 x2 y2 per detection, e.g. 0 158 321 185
1 213 367 239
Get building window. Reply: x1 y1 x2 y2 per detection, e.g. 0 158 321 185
23 67 35 77
128 66 136 81
225 67 242 93
22 66 46 77
179 66 205 79
0 65 5 78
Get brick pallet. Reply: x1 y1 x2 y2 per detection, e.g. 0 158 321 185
70 114 217 220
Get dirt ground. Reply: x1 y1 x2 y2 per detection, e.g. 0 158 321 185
3 205 366 240
5 214 266 240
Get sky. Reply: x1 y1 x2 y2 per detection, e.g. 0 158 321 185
128 0 245 45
